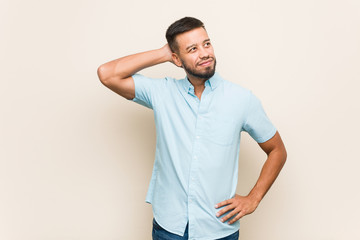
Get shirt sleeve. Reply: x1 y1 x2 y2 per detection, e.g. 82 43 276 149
130 74 165 109
242 92 277 143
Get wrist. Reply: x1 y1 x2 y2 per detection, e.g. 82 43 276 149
247 191 263 205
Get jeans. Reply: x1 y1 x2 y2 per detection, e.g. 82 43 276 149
152 218 239 240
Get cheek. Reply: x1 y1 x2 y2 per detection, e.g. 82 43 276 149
183 56 197 67
208 48 215 56
190 55 200 65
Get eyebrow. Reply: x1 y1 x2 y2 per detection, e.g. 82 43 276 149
185 39 211 51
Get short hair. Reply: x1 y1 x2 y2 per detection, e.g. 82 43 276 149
166 17 205 53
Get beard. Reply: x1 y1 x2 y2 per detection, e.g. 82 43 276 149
181 57 216 80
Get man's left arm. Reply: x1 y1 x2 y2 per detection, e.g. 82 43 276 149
215 131 287 224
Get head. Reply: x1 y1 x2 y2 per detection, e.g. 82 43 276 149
166 17 216 80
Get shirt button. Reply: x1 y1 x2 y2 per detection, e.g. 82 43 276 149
196 136 200 139
194 156 197 159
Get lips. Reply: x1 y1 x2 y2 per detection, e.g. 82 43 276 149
198 58 213 66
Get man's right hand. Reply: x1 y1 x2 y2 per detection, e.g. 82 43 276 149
161 44 174 64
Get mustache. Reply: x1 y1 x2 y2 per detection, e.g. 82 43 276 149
197 56 215 66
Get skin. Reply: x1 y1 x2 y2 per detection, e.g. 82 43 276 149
170 27 216 99
97 27 287 225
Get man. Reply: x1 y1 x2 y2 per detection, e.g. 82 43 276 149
97 17 287 240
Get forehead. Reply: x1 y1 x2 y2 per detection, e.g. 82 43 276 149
175 27 210 50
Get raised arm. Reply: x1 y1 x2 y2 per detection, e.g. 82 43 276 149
97 44 173 100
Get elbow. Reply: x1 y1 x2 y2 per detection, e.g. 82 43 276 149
281 147 287 166
97 64 109 85
273 144 287 167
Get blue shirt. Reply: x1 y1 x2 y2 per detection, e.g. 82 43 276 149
130 72 276 240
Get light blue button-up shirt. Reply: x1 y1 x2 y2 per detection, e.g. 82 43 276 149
130 72 276 240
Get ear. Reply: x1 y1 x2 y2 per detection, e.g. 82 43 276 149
172 53 183 68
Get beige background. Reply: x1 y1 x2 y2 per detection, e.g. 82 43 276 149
1 0 360 239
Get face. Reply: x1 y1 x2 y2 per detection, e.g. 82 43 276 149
173 27 216 80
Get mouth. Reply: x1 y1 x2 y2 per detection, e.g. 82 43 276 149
198 58 213 67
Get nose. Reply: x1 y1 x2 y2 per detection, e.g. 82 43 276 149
198 46 209 59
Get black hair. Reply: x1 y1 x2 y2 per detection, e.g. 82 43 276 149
166 17 205 53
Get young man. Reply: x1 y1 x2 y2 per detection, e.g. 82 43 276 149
97 17 287 240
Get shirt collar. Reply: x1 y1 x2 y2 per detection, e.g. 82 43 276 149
182 72 222 93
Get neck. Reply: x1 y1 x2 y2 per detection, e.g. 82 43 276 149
187 75 207 88
187 75 208 100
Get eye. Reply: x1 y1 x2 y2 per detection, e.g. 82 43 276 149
189 47 197 52
204 42 211 47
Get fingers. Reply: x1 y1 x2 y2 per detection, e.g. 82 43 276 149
228 210 244 224
216 204 234 218
214 195 254 225
219 208 239 223
215 198 234 218
215 199 231 209
221 208 248 224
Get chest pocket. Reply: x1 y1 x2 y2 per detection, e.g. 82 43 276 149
206 116 237 146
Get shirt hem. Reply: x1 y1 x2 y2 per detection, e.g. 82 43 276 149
256 127 277 143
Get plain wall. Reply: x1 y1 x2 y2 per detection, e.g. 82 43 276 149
1 0 359 239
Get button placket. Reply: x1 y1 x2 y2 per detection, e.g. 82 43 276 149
187 85 211 240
